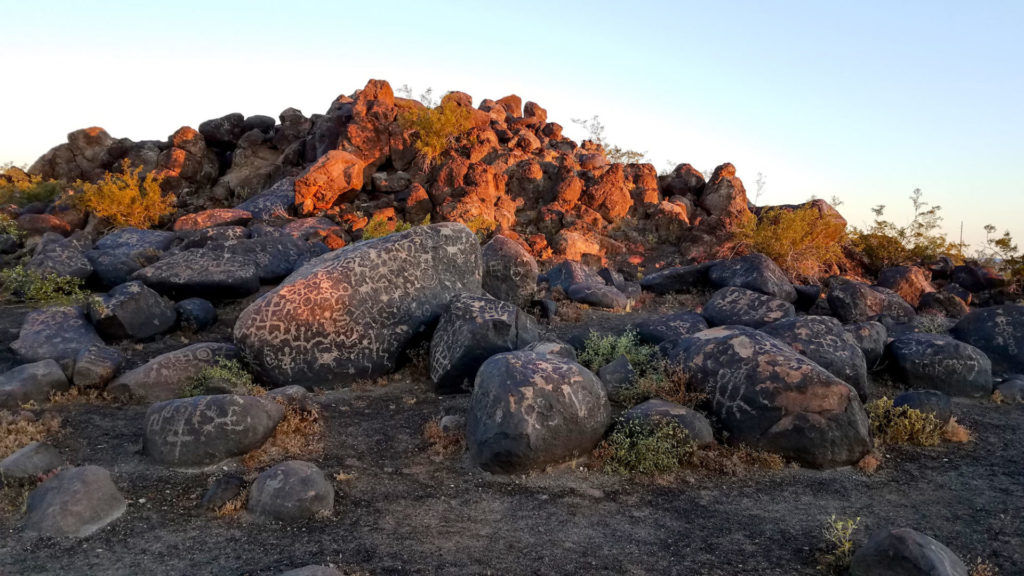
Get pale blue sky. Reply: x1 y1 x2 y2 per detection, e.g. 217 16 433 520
1 0 1021 248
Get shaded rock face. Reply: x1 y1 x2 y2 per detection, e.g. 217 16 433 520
894 390 953 424
567 283 628 309
205 236 314 283
12 306 104 369
827 281 916 323
699 163 750 226
668 327 871 468
27 235 93 279
235 223 482 388
95 227 176 255
917 291 970 319
708 253 796 302
702 286 795 329
430 293 539 394
29 127 131 182
952 264 1006 293
543 260 603 293
843 321 888 369
143 394 284 467
639 261 716 294
888 334 993 398
0 359 70 410
106 343 239 402
481 235 538 308
633 311 709 345
951 305 1024 376
247 460 334 522
467 351 611 473
761 316 869 401
89 281 177 341
620 399 715 447
175 298 218 332
295 150 364 215
0 442 63 484
236 177 296 220
850 528 968 576
131 248 261 300
876 266 934 307
72 345 124 388
24 466 126 538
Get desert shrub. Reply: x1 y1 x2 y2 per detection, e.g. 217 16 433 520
243 403 324 469
361 214 429 241
731 205 846 282
187 358 262 397
866 397 944 446
969 559 999 576
578 329 658 376
850 189 965 273
423 417 465 459
617 359 708 408
0 265 90 306
397 98 473 160
72 159 174 228
0 410 62 460
464 215 496 242
913 314 954 334
0 214 22 238
978 225 1024 293
0 164 64 207
592 417 696 475
818 514 860 574
570 115 648 164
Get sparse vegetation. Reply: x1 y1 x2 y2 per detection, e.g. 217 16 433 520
570 115 647 164
866 397 944 447
186 358 263 397
361 214 430 241
970 558 1000 576
818 514 860 574
243 403 324 469
617 359 708 408
397 96 474 160
0 213 23 238
578 329 658 377
72 159 174 228
592 417 696 475
0 410 62 460
0 265 91 307
732 204 846 282
850 189 965 273
0 164 64 207
423 417 465 459
978 224 1024 293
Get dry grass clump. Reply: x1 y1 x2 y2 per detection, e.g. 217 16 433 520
243 404 324 469
554 301 585 323
817 514 860 574
186 358 265 397
49 387 118 406
618 360 708 408
688 443 786 476
943 417 971 443
214 488 249 517
866 397 944 447
423 417 465 460
0 410 62 460
969 559 999 576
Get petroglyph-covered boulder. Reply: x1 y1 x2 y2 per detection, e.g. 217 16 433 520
72 344 124 388
143 394 284 467
234 223 482 388
95 227 176 255
430 293 539 394
24 465 126 538
951 305 1024 376
667 327 871 468
89 281 177 341
247 460 334 522
106 343 239 402
131 248 261 300
827 281 885 323
850 528 968 576
467 351 611 473
543 260 603 293
481 235 538 308
205 236 314 283
888 334 992 397
566 283 628 309
632 311 709 345
236 177 296 220
27 235 92 279
0 359 70 410
173 208 252 231
708 253 797 302
844 321 887 369
12 306 104 368
761 316 869 400
702 286 795 328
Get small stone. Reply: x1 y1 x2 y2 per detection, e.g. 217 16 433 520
175 298 218 332
850 527 968 576
247 460 334 521
620 399 715 447
200 474 245 511
0 442 63 485
598 355 637 404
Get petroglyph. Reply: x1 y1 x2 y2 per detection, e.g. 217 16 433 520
106 342 239 402
702 286 795 328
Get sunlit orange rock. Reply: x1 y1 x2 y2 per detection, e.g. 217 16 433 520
294 150 364 215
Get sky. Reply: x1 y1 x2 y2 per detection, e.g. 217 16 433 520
1 0 1021 249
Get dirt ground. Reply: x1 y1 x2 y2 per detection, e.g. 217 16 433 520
1 298 1022 576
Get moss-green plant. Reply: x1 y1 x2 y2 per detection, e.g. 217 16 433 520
397 97 473 160
866 396 944 446
186 358 262 397
731 204 846 282
818 514 860 574
361 214 430 241
578 329 658 376
0 214 23 238
0 265 90 307
72 159 174 229
463 215 496 242
0 164 64 207
592 417 695 475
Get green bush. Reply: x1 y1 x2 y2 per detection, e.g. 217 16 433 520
361 214 429 241
186 358 262 397
618 359 708 408
818 514 860 574
0 214 22 238
592 417 696 475
0 265 90 307
866 397 944 446
850 189 965 273
731 204 846 282
978 225 1024 293
578 329 658 376
72 160 174 229
397 97 473 160
0 164 64 207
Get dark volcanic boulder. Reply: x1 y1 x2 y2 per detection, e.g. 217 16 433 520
95 227 176 255
143 394 284 467
566 283 628 309
544 260 603 293
175 298 218 332
89 281 177 341
85 249 147 289
827 281 885 323
620 399 714 447
235 223 482 388
173 208 252 231
24 465 126 538
206 236 313 283
871 286 917 322
893 390 953 424
12 306 104 369
850 528 968 576
667 327 871 468
72 344 124 388
0 359 70 409
430 293 539 393
106 343 239 402
888 333 992 397
917 291 970 319
761 316 869 400
481 235 538 308
639 261 716 294
708 253 797 302
951 305 1024 375
131 248 261 300
844 321 887 369
996 376 1024 403
173 226 251 250
0 442 63 485
702 286 795 329
876 266 934 307
632 311 709 345
467 351 611 473
952 264 1006 293
235 177 297 220
27 236 92 279
247 460 334 522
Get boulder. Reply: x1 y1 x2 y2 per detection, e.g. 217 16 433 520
639 261 716 294
174 226 251 250
236 177 296 220
11 306 104 368
701 286 795 329
106 343 240 402
172 208 252 231
872 286 917 323
917 291 970 319
295 150 364 215
708 253 797 302
89 281 177 341
481 235 538 308
0 442 63 485
24 466 126 538
200 474 245 511
175 298 218 332
952 264 1006 293
566 283 628 309
843 321 887 369
72 344 124 388
95 227 176 255
632 311 709 345
16 214 71 237
761 316 869 400
523 340 578 362
828 281 885 323
544 260 603 293
893 390 953 424
235 223 482 388
27 236 92 279
951 305 1024 375
598 354 638 404
198 112 246 147
429 293 539 393
699 163 750 225
620 399 715 447
205 236 313 283
247 460 334 521
876 266 935 307
0 359 70 409
143 394 284 467
849 528 968 576
467 351 611 473
888 333 992 397
131 248 261 300
85 249 148 289
667 327 871 468
996 376 1024 403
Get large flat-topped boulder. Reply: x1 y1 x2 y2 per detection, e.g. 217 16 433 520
131 248 261 300
234 223 482 388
